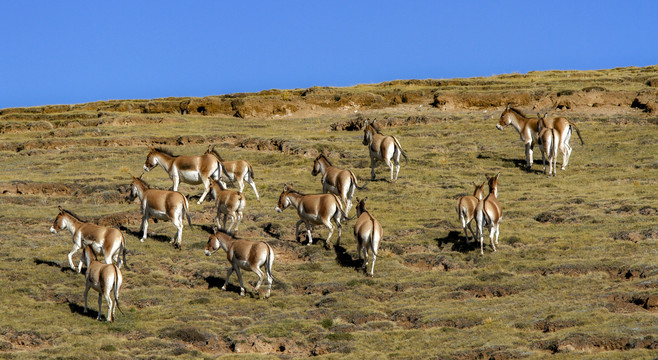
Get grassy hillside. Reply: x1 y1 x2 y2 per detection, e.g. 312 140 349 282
0 66 657 359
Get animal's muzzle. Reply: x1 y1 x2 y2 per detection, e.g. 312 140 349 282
204 250 212 256
274 207 282 213
49 226 57 234
143 165 151 172
496 125 504 130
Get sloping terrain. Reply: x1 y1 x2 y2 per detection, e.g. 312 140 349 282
0 66 657 359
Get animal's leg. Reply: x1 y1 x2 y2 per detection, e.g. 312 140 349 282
175 219 184 247
265 270 272 299
83 284 90 313
467 222 477 243
369 247 377 277
495 223 500 246
393 152 401 181
323 221 335 249
172 174 180 192
234 210 243 231
542 151 547 174
489 225 497 252
105 291 113 322
356 238 363 261
295 220 304 242
97 293 103 320
227 213 237 233
253 266 264 292
140 213 149 242
246 176 260 201
384 157 394 182
368 155 376 180
68 242 81 271
525 143 533 170
562 142 572 170
214 214 222 231
197 178 210 204
221 213 228 231
222 267 233 291
304 221 314 245
235 267 246 296
345 185 355 215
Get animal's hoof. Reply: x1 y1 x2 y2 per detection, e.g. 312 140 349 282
140 238 145 243
83 309 88 314
221 286 227 291
240 290 246 296
196 200 202 205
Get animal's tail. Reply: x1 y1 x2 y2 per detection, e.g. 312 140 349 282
120 234 129 270
333 194 353 221
393 137 409 165
112 265 124 317
248 163 255 180
183 196 193 228
551 129 559 160
349 170 368 190
569 121 584 145
265 242 275 282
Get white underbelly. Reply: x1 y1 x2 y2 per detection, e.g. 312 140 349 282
179 171 202 184
148 209 170 220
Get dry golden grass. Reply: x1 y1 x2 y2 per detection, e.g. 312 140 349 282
0 67 657 359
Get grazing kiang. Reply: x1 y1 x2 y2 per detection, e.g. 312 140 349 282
205 231 274 298
128 175 192 249
50 206 127 272
209 178 246 233
362 120 408 182
206 145 260 201
311 153 366 215
353 197 383 277
456 181 486 242
537 113 561 176
275 184 347 248
496 104 583 171
475 172 503 255
80 245 123 322
143 146 221 204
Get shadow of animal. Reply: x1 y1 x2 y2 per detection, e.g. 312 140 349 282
34 258 77 273
435 231 479 253
66 299 100 320
204 275 251 296
121 227 172 243
500 157 544 174
334 244 364 270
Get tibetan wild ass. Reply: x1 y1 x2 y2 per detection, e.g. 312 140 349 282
456 181 486 242
209 178 246 233
362 120 408 182
205 231 274 298
353 197 383 277
311 153 366 215
50 206 127 272
475 172 503 255
80 245 123 322
206 145 260 201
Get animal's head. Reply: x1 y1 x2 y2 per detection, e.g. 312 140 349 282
143 146 159 172
50 206 66 234
128 174 146 201
355 197 368 217
536 112 547 132
311 154 323 176
497 103 515 130
205 233 221 256
472 181 486 200
485 172 501 197
362 120 377 145
205 144 224 162
275 184 293 213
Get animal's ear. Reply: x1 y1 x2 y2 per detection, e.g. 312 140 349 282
58 205 63 212
139 173 144 179
283 184 289 192
536 112 542 119
543 112 548 119
363 197 368 203
212 226 218 234
506 103 511 110
472 181 477 188
495 172 501 179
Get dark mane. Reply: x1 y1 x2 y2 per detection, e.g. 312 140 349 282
509 107 531 119
133 177 152 189
368 121 383 134
318 154 332 167
286 187 307 196
61 208 85 222
153 147 177 157
206 147 224 162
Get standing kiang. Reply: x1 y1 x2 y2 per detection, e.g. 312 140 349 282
80 245 123 322
353 197 383 277
128 175 192 249
362 120 408 182
143 146 222 204
311 153 366 215
50 206 127 272
496 104 583 172
206 145 260 201
475 172 503 255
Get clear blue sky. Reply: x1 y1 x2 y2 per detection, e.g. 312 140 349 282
1 1 656 109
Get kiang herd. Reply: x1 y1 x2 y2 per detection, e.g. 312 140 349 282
49 106 583 322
